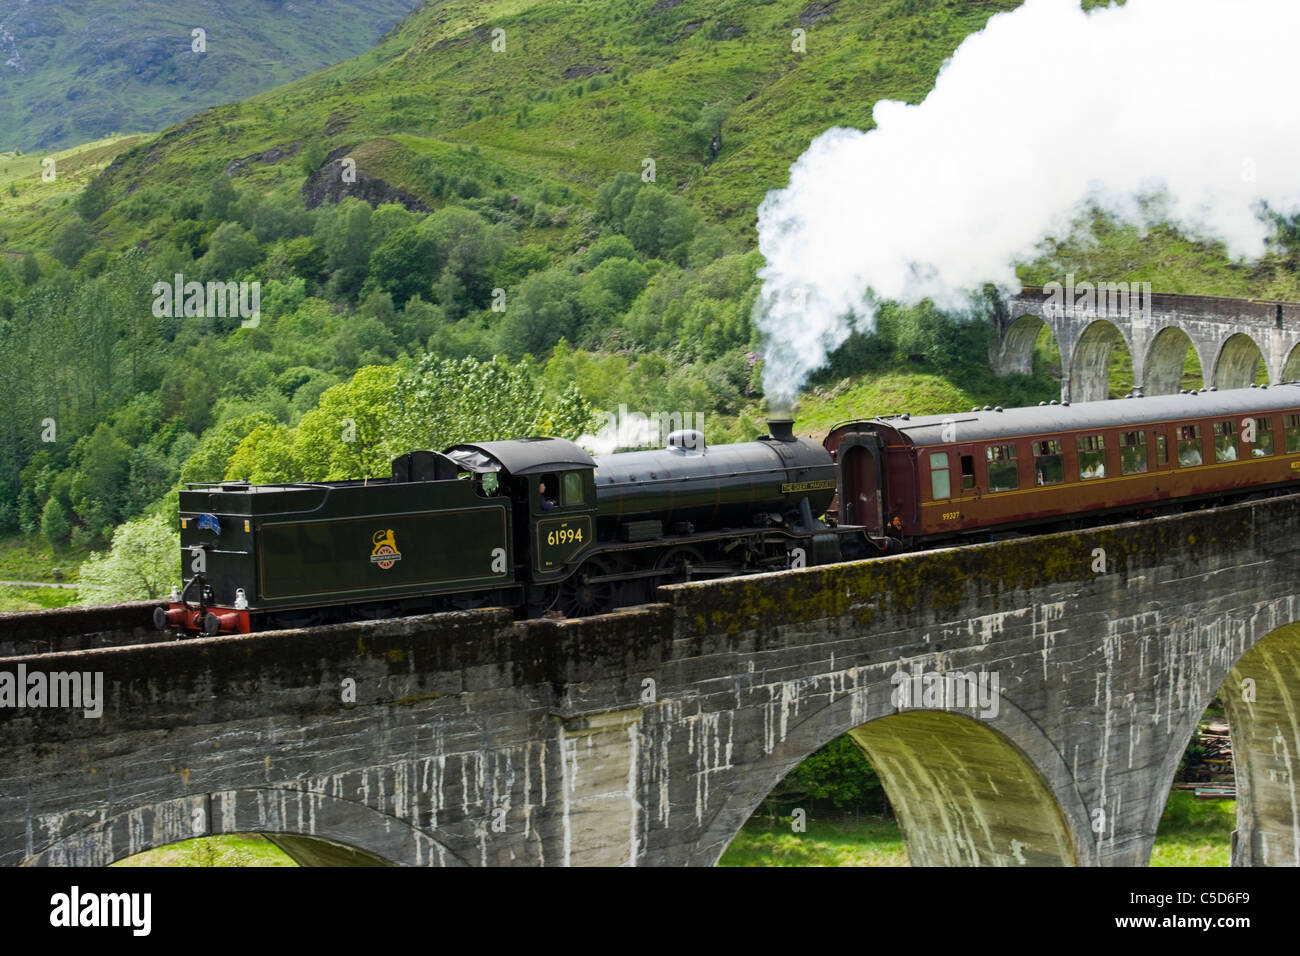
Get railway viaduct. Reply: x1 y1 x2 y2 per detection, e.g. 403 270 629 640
995 286 1300 403
2 496 1299 867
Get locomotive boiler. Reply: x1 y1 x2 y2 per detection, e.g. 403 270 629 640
590 419 837 536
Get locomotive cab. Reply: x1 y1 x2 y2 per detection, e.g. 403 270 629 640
443 438 598 584
526 470 597 577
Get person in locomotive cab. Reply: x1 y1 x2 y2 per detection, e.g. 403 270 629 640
538 479 556 511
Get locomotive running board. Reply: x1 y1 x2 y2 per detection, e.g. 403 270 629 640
579 564 752 584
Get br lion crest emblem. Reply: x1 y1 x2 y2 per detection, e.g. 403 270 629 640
370 529 401 570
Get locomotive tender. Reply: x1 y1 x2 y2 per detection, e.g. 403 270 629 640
157 384 1300 636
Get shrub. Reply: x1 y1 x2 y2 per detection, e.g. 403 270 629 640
40 498 70 545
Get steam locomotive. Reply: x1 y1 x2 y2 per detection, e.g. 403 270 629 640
156 419 859 635
156 384 1300 636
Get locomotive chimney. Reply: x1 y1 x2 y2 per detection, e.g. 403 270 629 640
767 419 796 442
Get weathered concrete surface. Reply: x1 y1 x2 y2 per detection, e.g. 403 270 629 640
849 713 1076 866
3 497 1300 866
0 601 158 657
995 287 1300 401
264 833 393 866
1224 623 1300 867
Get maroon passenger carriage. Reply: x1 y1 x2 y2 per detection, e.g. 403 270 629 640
825 383 1300 548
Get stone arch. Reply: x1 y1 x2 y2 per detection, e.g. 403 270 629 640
846 712 1076 865
699 682 1091 867
994 312 1063 378
1071 319 1135 402
1212 333 1268 390
1144 619 1300 867
1283 342 1300 383
1220 622 1300 866
1143 325 1202 396
23 788 468 867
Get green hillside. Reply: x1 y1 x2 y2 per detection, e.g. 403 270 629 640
0 0 423 152
14 0 1043 245
2 0 1298 592
11 0 1298 287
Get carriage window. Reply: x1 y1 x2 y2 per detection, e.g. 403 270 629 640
1213 421 1238 462
929 452 951 500
1032 440 1064 486
961 455 975 490
1286 415 1300 453
1177 425 1202 467
986 444 1018 492
1156 433 1167 465
1120 431 1147 475
1250 417 1274 457
1077 434 1106 479
562 471 585 506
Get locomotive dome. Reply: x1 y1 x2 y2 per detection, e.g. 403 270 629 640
864 383 1300 446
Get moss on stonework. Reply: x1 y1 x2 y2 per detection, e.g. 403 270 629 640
393 692 441 706
678 499 1271 635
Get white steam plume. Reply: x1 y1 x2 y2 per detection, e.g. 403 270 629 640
754 0 1300 407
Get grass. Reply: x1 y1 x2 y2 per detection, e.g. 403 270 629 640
1149 790 1236 867
719 790 1235 866
0 585 71 613
0 135 152 252
793 372 977 437
719 814 908 867
789 319 1064 438
0 535 91 612
1020 216 1300 304
35 0 1292 314
112 833 297 867
0 534 87 583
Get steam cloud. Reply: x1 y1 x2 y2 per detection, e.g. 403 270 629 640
754 0 1300 407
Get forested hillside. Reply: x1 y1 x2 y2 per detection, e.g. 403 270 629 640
0 0 424 151
2 0 1298 597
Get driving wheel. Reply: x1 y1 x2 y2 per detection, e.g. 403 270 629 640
654 545 707 584
558 557 616 618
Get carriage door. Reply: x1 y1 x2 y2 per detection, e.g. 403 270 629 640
840 437 884 535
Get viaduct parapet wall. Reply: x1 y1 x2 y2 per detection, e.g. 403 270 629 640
3 497 1299 866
